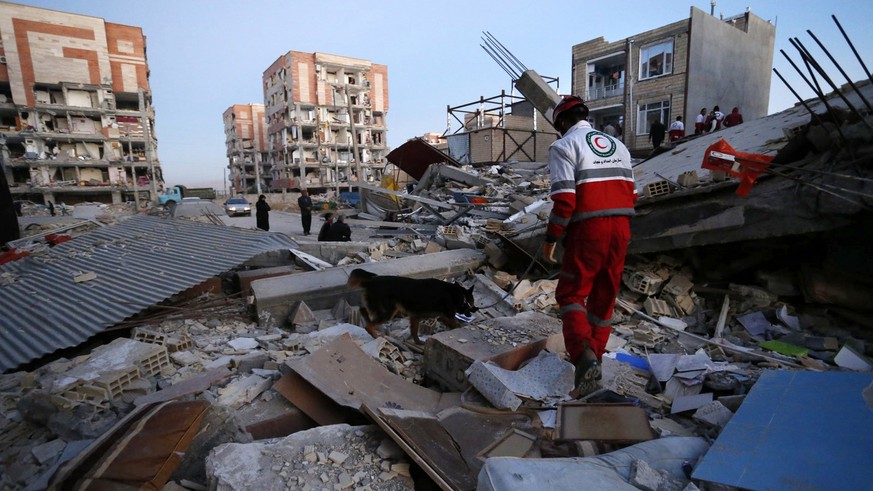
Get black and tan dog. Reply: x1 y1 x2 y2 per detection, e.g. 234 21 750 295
347 268 477 344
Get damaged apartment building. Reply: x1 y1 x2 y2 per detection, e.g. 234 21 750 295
223 103 269 194
0 2 161 206
573 6 775 154
262 51 389 191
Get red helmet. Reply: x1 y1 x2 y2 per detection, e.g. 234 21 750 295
552 95 588 124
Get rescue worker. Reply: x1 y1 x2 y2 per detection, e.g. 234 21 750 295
542 95 636 397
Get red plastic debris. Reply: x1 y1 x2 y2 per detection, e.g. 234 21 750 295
701 139 774 197
0 248 29 265
45 234 72 246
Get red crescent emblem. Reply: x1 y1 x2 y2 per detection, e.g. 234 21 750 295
593 136 609 150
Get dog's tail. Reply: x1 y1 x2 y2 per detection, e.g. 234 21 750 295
347 268 377 288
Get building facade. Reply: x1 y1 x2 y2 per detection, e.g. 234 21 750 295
223 103 268 194
0 1 161 206
572 7 775 154
262 51 388 191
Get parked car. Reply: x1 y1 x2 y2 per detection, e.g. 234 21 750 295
224 197 252 216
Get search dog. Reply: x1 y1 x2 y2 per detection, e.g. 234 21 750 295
347 269 477 344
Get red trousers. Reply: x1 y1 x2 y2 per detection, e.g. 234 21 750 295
555 216 630 363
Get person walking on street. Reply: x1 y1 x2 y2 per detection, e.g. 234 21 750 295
298 189 313 235
47 201 55 216
318 213 334 241
649 119 666 149
542 95 636 397
255 195 271 231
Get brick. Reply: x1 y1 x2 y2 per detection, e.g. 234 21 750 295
644 297 674 317
643 180 672 198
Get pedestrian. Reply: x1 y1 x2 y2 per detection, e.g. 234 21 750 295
59 202 69 216
542 95 636 397
47 201 55 216
668 116 685 141
317 213 334 242
298 189 313 235
724 107 744 127
603 122 617 137
326 214 352 242
649 119 666 149
255 194 271 231
695 108 707 134
712 105 725 131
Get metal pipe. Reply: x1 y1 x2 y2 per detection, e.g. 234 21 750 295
832 15 873 84
806 29 873 113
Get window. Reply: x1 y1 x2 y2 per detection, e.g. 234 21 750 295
639 40 673 79
637 100 670 134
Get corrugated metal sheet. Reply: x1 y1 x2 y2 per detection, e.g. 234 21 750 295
0 215 297 372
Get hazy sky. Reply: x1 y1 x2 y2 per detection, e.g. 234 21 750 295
18 0 873 188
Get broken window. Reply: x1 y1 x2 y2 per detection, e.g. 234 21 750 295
637 100 670 135
639 40 673 80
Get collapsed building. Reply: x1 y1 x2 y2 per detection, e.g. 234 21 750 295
223 103 269 195
0 1 163 207
263 51 390 192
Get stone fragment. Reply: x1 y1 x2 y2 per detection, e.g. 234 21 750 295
390 463 410 477
234 351 269 373
376 438 403 460
629 459 666 491
170 351 202 366
692 401 734 428
328 450 348 465
32 438 66 465
227 337 257 351
216 375 270 409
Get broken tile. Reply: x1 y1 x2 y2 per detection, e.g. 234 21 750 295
227 337 259 351
671 393 713 414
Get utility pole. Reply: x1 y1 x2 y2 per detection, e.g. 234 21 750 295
344 84 363 188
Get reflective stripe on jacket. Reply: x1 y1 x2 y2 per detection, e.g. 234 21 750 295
547 120 636 241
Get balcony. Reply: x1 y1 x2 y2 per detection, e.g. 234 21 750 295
586 83 625 102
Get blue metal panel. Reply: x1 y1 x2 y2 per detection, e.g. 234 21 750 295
693 370 873 491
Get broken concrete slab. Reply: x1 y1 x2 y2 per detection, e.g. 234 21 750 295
424 311 563 392
477 437 708 491
693 401 734 428
236 265 300 295
216 374 271 410
287 335 459 414
134 368 231 406
226 337 258 351
206 424 413 491
273 371 358 426
31 438 66 465
252 248 485 325
466 351 573 410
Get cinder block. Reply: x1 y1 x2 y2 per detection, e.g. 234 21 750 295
623 271 665 295
423 312 563 392
643 180 671 198
93 366 142 400
133 328 167 345
677 171 699 188
139 346 171 377
644 297 674 317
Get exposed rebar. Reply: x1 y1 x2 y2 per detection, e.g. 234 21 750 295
480 31 527 79
832 15 873 85
806 29 873 113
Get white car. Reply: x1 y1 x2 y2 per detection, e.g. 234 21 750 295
224 197 252 216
